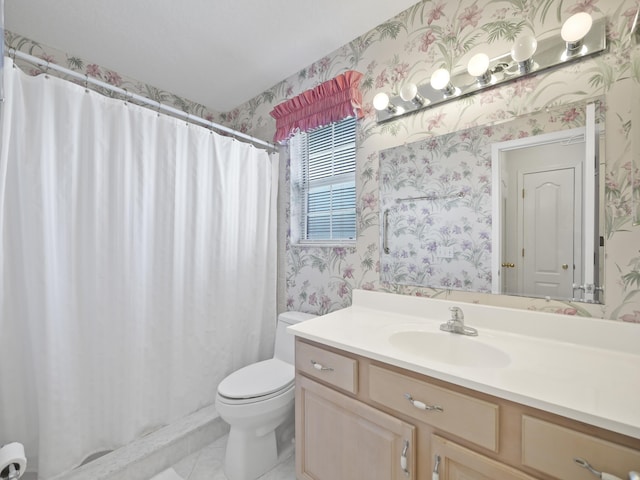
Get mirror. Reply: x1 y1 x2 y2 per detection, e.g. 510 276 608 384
631 9 640 227
379 99 604 303
632 38 640 227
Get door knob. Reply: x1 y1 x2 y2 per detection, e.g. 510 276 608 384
562 264 569 270
501 262 515 268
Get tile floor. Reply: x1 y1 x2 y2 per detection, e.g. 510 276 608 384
152 434 295 480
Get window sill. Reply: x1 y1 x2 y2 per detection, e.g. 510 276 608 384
292 241 356 249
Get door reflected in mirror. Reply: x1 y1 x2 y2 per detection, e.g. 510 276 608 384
379 99 604 304
492 117 603 303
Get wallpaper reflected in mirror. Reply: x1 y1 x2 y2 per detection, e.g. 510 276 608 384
379 99 604 302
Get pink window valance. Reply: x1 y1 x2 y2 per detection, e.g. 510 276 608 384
270 70 364 143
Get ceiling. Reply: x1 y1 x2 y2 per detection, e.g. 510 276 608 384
4 0 419 112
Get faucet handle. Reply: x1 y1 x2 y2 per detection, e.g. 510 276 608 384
449 306 463 321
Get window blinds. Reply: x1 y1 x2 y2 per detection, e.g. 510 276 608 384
294 116 357 242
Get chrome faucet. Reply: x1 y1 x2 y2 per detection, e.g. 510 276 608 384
440 306 478 336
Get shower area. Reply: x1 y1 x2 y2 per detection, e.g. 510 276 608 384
0 24 279 480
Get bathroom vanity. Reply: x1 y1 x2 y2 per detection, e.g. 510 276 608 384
288 290 640 480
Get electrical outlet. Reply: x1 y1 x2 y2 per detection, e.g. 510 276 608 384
436 246 454 258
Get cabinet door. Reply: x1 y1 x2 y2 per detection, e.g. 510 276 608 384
296 375 416 480
431 435 536 480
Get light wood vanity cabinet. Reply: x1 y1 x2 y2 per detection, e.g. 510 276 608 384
295 341 416 479
296 375 416 480
295 338 640 480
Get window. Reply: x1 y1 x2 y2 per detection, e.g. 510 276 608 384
291 116 357 244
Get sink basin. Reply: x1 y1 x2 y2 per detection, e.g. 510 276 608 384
388 331 511 368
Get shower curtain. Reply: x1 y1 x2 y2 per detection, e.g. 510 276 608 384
0 58 278 478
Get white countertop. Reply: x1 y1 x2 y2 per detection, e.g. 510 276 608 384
288 290 640 440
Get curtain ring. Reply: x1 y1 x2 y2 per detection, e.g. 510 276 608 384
10 48 17 68
123 88 130 105
84 74 90 93
185 113 190 127
156 101 162 117
44 60 50 79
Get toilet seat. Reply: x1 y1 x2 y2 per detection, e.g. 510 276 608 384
217 358 294 404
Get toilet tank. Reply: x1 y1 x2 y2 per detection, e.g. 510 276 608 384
274 311 316 364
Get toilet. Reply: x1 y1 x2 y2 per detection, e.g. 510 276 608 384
215 311 316 480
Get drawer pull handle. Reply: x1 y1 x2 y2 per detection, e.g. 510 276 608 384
574 458 624 480
400 440 409 476
310 360 334 372
432 454 440 480
404 393 443 412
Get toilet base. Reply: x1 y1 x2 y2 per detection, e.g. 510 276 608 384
224 428 278 480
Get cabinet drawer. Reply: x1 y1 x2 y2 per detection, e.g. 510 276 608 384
296 340 358 394
369 365 499 451
522 416 640 480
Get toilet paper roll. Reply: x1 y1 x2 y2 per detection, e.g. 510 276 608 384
0 443 27 479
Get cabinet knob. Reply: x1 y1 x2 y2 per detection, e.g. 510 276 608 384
562 263 569 270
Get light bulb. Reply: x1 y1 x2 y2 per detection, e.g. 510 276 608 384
373 92 390 111
511 35 538 63
511 35 537 73
400 83 427 107
561 12 593 43
467 53 490 77
430 68 451 90
467 53 493 86
430 68 458 97
400 83 418 102
561 12 592 57
373 92 398 114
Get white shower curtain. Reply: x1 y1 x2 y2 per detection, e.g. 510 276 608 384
0 58 278 478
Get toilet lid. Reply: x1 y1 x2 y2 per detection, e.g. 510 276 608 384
218 358 294 399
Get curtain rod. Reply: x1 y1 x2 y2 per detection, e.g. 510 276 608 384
5 49 277 151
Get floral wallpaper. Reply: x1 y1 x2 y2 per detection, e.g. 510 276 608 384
220 0 640 322
3 30 222 124
4 0 640 322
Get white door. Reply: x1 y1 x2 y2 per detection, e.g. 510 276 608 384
521 168 576 299
498 135 584 299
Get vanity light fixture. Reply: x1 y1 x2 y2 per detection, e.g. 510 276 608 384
373 92 398 114
561 12 593 58
511 34 538 73
467 53 493 86
400 83 428 107
372 15 607 123
430 68 458 97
